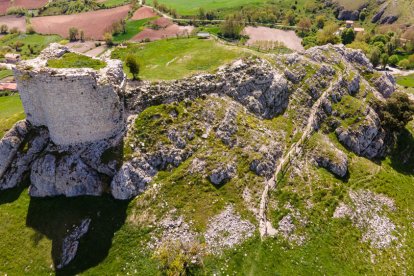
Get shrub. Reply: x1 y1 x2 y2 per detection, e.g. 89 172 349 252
6 6 27 16
398 59 410 69
388 55 399 66
47 52 106 69
125 54 140 80
26 24 35 34
372 92 414 132
10 27 19 34
103 32 113 47
69 27 79 41
0 24 8 34
153 240 204 276
317 23 340 45
380 53 389 69
341 28 355 45
369 47 381 68
220 14 244 40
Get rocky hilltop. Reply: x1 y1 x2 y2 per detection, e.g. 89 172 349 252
1 43 413 271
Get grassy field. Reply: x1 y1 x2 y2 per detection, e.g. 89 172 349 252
113 17 156 42
0 69 13 80
146 0 267 16
0 34 62 59
111 37 250 80
0 94 25 138
396 74 414 88
101 0 130 7
47 53 106 69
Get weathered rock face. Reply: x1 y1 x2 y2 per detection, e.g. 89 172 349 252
373 72 396 98
311 139 348 178
14 43 126 146
209 163 237 185
336 108 386 159
126 58 290 119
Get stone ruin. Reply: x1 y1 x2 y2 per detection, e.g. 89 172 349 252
14 43 125 145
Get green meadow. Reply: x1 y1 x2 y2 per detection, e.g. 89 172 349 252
111 37 250 80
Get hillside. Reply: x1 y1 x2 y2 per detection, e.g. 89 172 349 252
0 43 413 274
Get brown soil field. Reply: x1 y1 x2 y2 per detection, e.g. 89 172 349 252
131 24 193 42
244 26 304 52
131 6 157 20
0 15 26 32
31 5 130 40
151 17 172 28
0 0 48 15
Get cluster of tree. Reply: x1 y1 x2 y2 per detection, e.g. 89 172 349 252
6 6 27 16
39 0 101 16
111 20 126 36
371 92 414 133
300 16 342 48
219 14 245 40
68 27 85 42
197 8 218 21
152 0 178 18
0 25 20 35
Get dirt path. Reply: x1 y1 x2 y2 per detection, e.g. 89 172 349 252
258 79 336 238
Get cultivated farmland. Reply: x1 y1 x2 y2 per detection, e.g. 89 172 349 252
0 0 48 15
31 5 131 40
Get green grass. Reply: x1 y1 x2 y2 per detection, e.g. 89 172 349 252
0 94 25 138
0 34 62 59
147 0 267 16
0 69 13 80
396 74 414 88
111 37 249 80
113 17 156 42
101 0 129 7
47 53 107 70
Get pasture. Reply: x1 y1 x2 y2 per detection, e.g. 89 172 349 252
396 74 414 88
0 94 24 138
113 18 156 42
111 37 249 80
0 33 62 58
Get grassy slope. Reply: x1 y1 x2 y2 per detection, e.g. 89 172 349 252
111 38 249 80
0 69 13 80
396 74 414 88
113 17 156 42
0 34 62 59
0 94 25 137
47 52 106 69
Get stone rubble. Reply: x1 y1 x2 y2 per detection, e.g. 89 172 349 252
333 190 398 249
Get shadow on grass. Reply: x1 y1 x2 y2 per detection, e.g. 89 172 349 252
0 179 29 205
26 195 129 275
389 128 414 175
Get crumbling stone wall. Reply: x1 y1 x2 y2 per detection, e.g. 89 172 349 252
14 44 126 145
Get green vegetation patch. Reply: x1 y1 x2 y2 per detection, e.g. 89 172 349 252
111 38 249 80
0 69 13 80
0 34 62 59
0 94 25 138
101 0 130 8
396 74 414 88
47 53 106 70
113 17 156 43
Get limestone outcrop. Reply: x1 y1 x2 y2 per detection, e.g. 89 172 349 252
0 44 398 201
14 43 126 146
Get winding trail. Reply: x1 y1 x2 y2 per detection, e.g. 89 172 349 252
258 81 336 237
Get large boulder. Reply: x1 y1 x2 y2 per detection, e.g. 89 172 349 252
373 72 396 98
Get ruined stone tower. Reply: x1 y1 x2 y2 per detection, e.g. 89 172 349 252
14 43 126 145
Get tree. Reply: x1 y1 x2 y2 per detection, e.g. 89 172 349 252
315 15 325 29
103 32 113 47
341 28 355 44
69 27 79 41
388 54 399 66
317 23 340 45
26 24 35 34
125 54 140 80
285 10 296 26
0 24 8 34
297 18 312 36
380 53 389 69
80 30 85 42
398 59 410 69
220 14 244 40
373 92 414 132
369 47 381 68
198 7 206 20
